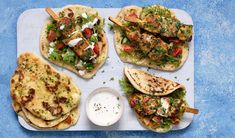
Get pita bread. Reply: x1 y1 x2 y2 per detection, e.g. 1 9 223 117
113 5 189 71
10 52 81 122
40 5 108 79
124 67 184 96
135 111 172 133
123 67 187 133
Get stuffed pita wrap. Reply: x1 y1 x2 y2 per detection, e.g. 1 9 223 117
119 67 198 132
40 5 108 79
111 5 192 71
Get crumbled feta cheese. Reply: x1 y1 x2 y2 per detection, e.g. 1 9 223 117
93 33 98 37
68 38 83 47
84 42 95 51
81 13 88 18
160 98 170 114
75 60 83 68
49 42 55 47
60 24 65 30
78 70 86 75
48 47 54 56
81 18 99 31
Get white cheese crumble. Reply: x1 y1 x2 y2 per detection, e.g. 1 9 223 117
81 13 88 18
84 42 95 51
68 38 83 47
48 47 54 56
78 70 86 75
93 33 98 37
160 98 170 114
60 24 65 30
49 42 55 47
75 60 83 68
81 18 98 31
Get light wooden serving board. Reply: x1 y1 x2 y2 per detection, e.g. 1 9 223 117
17 7 194 131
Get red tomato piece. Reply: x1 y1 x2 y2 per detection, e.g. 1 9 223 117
130 98 138 108
93 44 99 56
123 44 134 53
83 28 93 38
47 30 56 42
172 47 182 57
55 43 65 50
152 116 161 125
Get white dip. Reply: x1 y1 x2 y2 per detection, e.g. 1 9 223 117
86 89 123 126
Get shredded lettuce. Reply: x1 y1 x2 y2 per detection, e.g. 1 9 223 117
168 88 186 99
82 61 94 70
90 35 98 43
119 78 135 95
62 48 78 65
49 49 62 61
161 117 172 129
47 24 56 32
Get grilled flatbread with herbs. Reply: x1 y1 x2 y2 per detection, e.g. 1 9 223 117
119 67 188 132
10 52 81 129
13 101 79 130
12 101 79 129
40 5 108 79
113 5 191 71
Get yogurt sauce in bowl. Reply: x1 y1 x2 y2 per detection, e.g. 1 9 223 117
86 87 124 126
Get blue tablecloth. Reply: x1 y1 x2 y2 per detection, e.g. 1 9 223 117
0 0 234 137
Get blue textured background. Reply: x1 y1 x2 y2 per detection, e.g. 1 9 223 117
0 0 234 137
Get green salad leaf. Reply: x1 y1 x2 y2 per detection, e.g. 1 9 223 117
119 78 135 95
161 117 172 129
47 24 56 32
62 48 78 65
90 35 98 43
49 49 62 61
82 61 94 70
168 88 186 99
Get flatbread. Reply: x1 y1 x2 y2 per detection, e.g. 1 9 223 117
124 67 184 96
10 52 81 121
40 5 108 79
124 67 186 132
135 111 172 133
113 5 189 71
16 105 79 130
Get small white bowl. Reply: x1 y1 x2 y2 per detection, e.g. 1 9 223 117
85 87 124 126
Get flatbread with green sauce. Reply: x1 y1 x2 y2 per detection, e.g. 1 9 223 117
40 5 108 79
112 5 193 71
